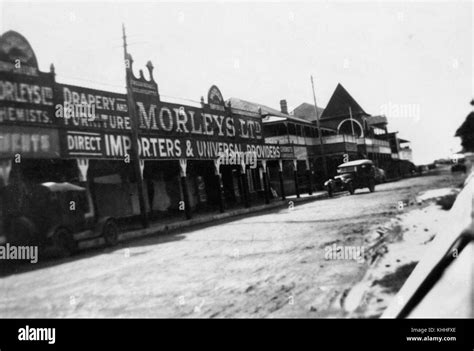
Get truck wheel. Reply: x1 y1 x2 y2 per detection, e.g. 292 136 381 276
368 179 375 192
51 228 76 257
347 183 355 195
103 220 119 247
8 217 35 245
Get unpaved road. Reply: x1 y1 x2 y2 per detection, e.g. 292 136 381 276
0 168 465 318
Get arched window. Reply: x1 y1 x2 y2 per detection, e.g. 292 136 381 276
337 119 364 137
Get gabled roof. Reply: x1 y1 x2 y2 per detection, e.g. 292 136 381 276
291 102 325 122
320 83 367 119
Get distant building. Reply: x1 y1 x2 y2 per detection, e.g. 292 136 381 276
292 83 394 176
227 97 325 195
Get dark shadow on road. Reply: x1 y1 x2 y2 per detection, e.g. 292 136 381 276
0 233 187 278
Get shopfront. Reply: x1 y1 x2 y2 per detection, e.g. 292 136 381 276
0 30 290 233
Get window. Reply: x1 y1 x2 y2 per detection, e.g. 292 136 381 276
287 123 296 135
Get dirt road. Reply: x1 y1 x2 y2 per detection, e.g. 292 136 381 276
0 168 465 318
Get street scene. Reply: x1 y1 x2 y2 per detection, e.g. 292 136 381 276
0 1 472 323
0 166 466 318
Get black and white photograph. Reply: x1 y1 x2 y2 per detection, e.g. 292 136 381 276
0 0 473 345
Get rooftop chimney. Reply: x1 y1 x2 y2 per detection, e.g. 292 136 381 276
280 99 288 114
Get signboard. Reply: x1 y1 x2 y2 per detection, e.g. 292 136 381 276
0 31 59 159
0 125 60 158
62 130 281 160
279 145 295 159
0 31 40 76
137 101 263 141
0 31 287 162
55 84 130 131
293 146 308 160
0 72 56 127
128 63 263 142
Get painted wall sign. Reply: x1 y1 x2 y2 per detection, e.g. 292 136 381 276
0 31 288 162
294 146 308 160
0 32 56 130
136 101 262 141
279 145 295 159
0 125 60 158
0 74 56 127
208 85 225 111
128 61 263 142
63 131 280 161
0 31 39 76
56 84 130 131
64 131 103 157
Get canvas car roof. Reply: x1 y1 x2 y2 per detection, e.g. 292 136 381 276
41 182 86 192
337 159 373 168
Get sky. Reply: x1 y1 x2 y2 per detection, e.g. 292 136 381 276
1 0 472 164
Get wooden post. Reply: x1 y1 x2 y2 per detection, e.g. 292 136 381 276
179 159 192 219
240 163 250 208
76 158 96 220
261 160 269 204
306 159 313 195
214 159 225 213
293 159 300 198
278 159 286 200
0 159 12 186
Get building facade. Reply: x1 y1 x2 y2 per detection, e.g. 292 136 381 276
0 30 294 233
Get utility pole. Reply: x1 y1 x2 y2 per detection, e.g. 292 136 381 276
349 106 355 137
311 75 328 180
122 24 149 228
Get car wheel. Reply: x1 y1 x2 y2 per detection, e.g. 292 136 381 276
347 183 355 195
51 228 76 257
103 220 119 246
327 187 333 198
368 179 375 192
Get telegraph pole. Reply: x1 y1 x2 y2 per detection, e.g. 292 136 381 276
349 106 355 137
122 24 149 228
311 75 328 180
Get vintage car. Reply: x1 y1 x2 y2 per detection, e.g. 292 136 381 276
324 159 376 197
0 182 119 256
